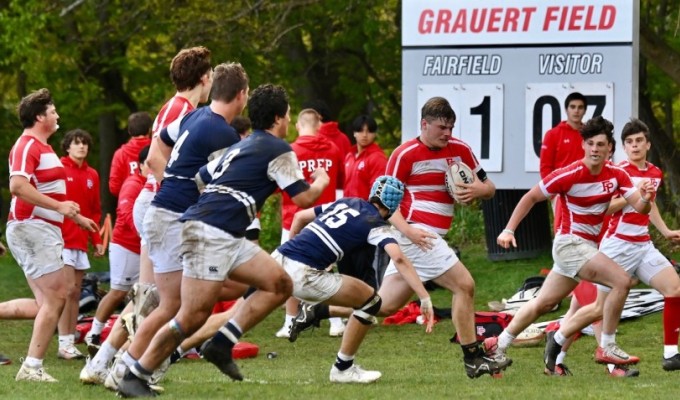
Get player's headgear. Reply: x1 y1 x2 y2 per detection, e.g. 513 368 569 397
369 176 404 217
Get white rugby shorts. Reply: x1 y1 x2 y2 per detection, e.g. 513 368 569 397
551 234 599 279
133 189 155 246
272 250 342 303
143 205 183 274
62 248 91 271
6 220 64 279
181 220 260 281
597 236 669 292
383 224 459 281
108 243 140 291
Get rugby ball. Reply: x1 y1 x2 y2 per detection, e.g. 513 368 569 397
445 161 475 202
511 324 545 347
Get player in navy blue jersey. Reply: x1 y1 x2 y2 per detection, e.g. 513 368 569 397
113 62 250 392
118 84 329 397
274 176 434 383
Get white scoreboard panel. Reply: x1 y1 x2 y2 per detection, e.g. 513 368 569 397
401 0 637 189
524 82 614 171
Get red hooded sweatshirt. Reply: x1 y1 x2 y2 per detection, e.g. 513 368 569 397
109 136 151 196
539 121 584 179
111 173 145 254
318 121 352 159
343 142 388 200
281 135 344 230
61 156 103 251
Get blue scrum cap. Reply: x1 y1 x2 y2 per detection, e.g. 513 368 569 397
369 175 405 216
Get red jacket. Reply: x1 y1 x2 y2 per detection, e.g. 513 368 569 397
61 156 103 251
281 135 344 230
318 121 352 158
111 173 145 254
343 142 387 200
109 137 151 196
539 121 584 179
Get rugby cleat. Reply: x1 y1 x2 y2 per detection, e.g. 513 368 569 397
289 303 321 343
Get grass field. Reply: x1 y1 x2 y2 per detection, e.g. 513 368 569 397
1 241 679 400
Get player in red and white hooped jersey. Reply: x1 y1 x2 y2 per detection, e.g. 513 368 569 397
378 97 508 379
604 159 662 243
560 118 680 373
387 134 483 235
492 116 656 375
6 89 97 382
132 46 212 289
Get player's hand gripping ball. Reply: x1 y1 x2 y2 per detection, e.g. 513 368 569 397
445 161 475 203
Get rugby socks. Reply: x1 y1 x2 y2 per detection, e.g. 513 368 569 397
130 362 153 381
58 335 71 349
497 331 515 351
214 320 242 347
24 356 42 368
334 352 354 371
554 331 567 346
92 341 117 369
600 332 616 348
460 341 483 362
316 304 331 320
663 297 680 359
121 351 137 367
556 351 567 365
283 314 295 329
90 318 106 336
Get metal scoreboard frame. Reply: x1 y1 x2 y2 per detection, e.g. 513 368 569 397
401 0 639 189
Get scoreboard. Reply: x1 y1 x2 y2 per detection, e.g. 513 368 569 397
401 0 638 189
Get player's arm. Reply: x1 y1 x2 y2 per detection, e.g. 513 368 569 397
290 167 330 208
606 196 626 215
455 169 495 203
497 184 547 248
289 207 318 240
388 210 437 251
649 202 680 243
383 242 434 333
10 175 79 218
147 134 172 183
622 184 653 215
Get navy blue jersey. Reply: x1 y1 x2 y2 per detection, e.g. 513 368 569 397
152 106 240 213
181 130 309 235
277 198 397 270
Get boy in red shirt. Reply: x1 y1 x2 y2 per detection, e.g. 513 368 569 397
57 129 105 360
109 112 152 196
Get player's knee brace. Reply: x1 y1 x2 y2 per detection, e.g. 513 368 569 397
168 318 187 341
352 292 382 325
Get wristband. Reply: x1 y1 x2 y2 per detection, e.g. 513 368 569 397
419 297 432 311
502 228 515 235
640 197 650 204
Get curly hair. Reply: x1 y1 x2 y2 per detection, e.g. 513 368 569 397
61 129 93 155
247 84 289 130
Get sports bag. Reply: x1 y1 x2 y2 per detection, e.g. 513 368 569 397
450 311 513 343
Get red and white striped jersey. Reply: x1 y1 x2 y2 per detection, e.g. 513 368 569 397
540 161 637 243
145 95 195 191
8 135 67 227
605 161 662 243
387 137 482 235
151 95 193 137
